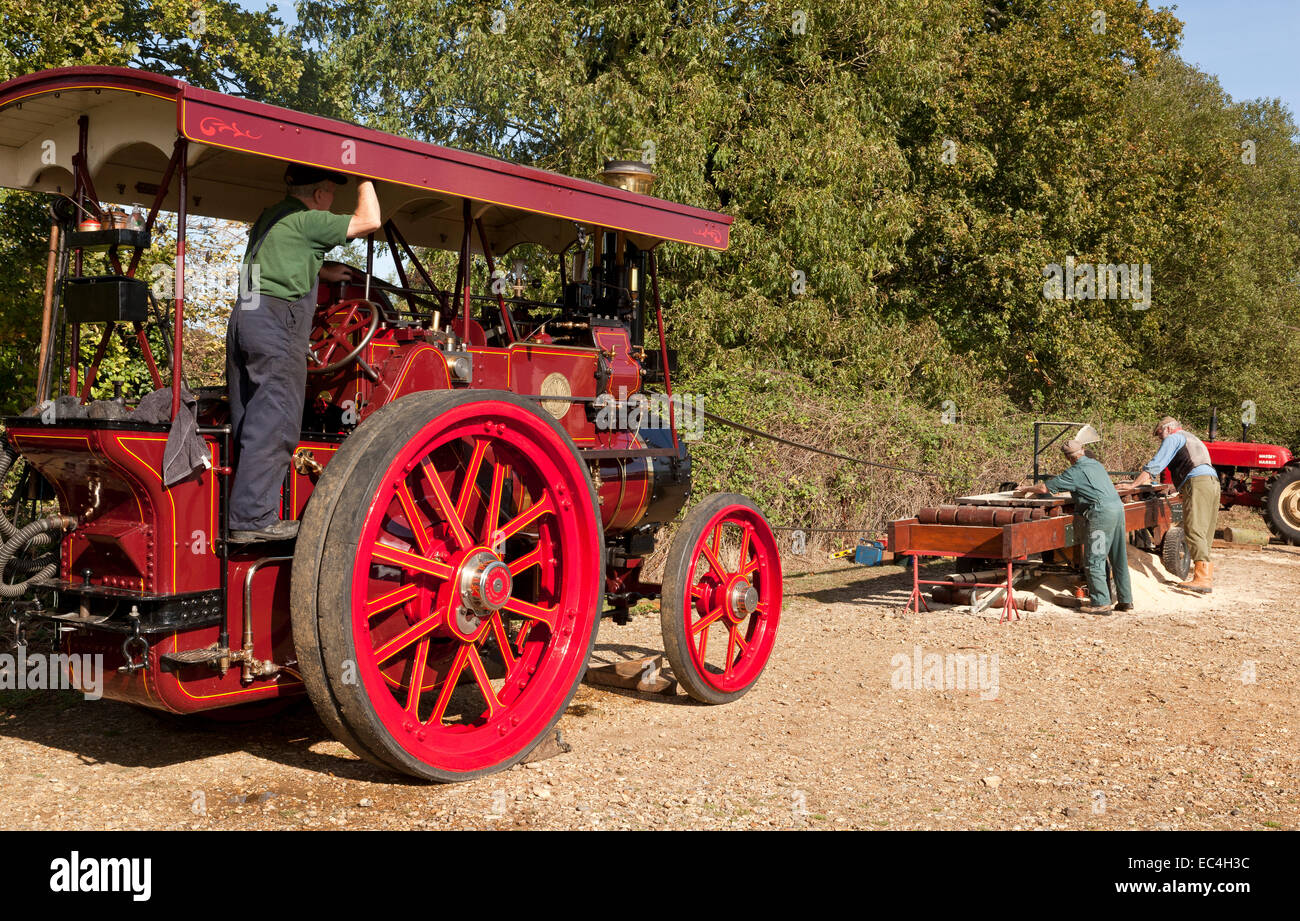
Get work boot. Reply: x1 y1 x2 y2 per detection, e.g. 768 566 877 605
1080 603 1115 615
229 520 300 544
1180 560 1212 594
1115 602 1135 612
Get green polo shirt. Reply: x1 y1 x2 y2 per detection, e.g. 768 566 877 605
1044 455 1124 513
243 197 351 301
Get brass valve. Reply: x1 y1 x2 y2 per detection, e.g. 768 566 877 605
292 449 323 476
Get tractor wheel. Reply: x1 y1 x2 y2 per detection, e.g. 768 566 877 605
291 390 603 781
1265 466 1300 545
661 493 782 704
1161 526 1190 580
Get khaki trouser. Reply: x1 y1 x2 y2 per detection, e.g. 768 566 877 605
1180 474 1220 563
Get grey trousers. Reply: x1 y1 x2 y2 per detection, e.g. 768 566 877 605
225 285 317 530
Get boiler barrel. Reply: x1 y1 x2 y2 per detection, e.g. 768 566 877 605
595 426 691 533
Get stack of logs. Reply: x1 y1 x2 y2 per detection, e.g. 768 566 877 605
916 506 1053 524
916 483 1174 525
928 568 1040 611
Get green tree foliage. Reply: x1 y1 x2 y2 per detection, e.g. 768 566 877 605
0 1 299 93
0 0 301 413
290 0 1300 448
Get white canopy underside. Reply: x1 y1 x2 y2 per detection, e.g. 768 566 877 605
0 88 632 254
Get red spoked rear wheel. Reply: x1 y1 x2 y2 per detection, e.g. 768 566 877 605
291 390 603 781
661 493 782 704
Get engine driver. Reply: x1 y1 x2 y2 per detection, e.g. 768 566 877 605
225 164 381 543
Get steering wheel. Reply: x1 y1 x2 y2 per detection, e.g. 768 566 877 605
308 298 381 375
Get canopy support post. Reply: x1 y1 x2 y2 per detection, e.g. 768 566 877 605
458 199 472 325
474 218 516 344
36 221 60 404
170 138 188 420
648 251 678 453
67 115 92 397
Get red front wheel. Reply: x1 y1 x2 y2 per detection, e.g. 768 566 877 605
661 494 782 704
291 390 603 781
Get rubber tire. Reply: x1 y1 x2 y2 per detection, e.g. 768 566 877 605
1265 466 1300 545
1161 526 1190 580
290 396 415 775
293 389 603 782
661 493 780 705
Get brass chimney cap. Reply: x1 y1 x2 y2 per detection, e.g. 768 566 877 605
599 159 656 195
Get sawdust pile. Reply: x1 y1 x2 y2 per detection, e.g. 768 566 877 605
1031 544 1214 615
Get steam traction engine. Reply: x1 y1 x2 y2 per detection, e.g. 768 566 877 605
0 67 782 781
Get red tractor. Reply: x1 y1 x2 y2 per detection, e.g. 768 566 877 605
0 67 782 781
1201 408 1300 544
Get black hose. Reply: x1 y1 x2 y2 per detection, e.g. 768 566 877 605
8 555 57 573
0 439 17 542
0 514 75 599
0 441 58 552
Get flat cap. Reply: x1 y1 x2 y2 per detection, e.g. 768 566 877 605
285 164 348 186
1153 415 1179 436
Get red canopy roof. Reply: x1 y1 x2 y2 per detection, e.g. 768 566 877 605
0 66 731 254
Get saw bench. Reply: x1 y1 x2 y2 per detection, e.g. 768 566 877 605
888 484 1181 621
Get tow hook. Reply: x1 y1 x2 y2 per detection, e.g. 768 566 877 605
118 606 149 674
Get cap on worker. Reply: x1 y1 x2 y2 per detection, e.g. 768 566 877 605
1153 416 1179 436
284 164 349 186
1061 439 1085 459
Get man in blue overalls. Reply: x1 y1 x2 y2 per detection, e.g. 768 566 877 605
226 165 380 543
1018 439 1133 614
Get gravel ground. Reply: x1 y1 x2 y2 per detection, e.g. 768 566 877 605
0 543 1296 831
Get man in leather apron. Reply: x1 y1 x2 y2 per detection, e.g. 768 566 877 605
225 164 380 543
1133 416 1219 593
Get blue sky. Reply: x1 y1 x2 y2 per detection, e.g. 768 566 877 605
237 1 1299 118
1171 0 1299 116
241 0 295 24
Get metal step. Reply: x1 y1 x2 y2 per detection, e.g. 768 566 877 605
45 611 113 626
158 644 229 672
